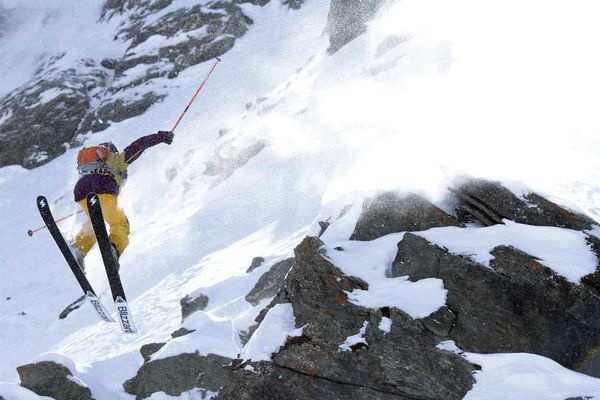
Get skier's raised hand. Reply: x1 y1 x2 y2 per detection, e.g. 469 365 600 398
158 130 174 145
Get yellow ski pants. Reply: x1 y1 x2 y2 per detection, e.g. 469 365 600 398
74 194 130 256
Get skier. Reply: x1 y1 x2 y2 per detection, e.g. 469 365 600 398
69 130 174 269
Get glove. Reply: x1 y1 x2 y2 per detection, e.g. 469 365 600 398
159 130 174 145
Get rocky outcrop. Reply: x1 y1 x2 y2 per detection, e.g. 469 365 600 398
582 235 600 293
392 233 600 375
453 178 597 230
123 353 231 400
180 292 209 321
245 258 295 305
246 256 265 273
218 237 476 399
17 361 93 400
0 56 108 168
328 0 385 53
350 192 462 241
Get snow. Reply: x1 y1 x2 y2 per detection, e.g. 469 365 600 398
1 0 600 398
437 341 600 400
378 317 391 334
326 234 447 318
339 321 368 352
240 303 303 362
417 220 598 283
151 311 240 360
347 276 447 319
38 87 67 104
0 383 52 399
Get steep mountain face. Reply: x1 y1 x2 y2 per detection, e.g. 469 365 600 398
0 0 303 169
13 179 600 399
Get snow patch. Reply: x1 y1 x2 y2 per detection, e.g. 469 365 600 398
464 352 600 399
240 303 302 362
378 316 392 334
347 276 447 319
339 321 368 352
0 382 53 399
152 311 240 360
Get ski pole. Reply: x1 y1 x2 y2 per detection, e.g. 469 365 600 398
27 209 85 237
170 57 222 133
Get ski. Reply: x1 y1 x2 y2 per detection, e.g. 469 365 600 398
86 193 137 334
36 196 115 323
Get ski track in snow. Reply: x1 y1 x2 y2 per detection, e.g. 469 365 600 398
2 0 600 398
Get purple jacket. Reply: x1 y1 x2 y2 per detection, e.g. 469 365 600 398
74 132 169 201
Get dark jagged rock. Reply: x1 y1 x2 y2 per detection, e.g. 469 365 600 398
0 57 108 168
327 0 384 53
219 361 407 400
392 233 600 375
171 327 195 338
246 256 266 273
582 235 600 292
453 178 597 230
140 342 166 363
180 292 209 321
422 306 457 338
123 353 231 400
245 258 295 305
17 361 93 400
219 236 476 399
79 92 166 133
317 220 330 237
350 192 462 241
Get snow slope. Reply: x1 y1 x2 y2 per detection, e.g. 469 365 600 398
2 0 600 398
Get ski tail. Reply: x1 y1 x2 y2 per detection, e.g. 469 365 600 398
87 193 137 333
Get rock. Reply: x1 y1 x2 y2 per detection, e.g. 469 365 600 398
453 178 597 230
317 220 330 237
17 361 93 400
245 258 295 305
246 256 265 273
180 292 209 321
80 92 166 133
327 0 384 53
123 353 231 400
582 235 600 292
392 233 600 375
140 342 166 363
171 327 195 338
422 306 457 337
350 192 462 241
219 237 476 399
0 57 108 168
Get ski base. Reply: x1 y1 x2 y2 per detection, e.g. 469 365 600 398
115 297 137 333
86 292 116 323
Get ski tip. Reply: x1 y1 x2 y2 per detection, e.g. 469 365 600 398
36 196 48 208
86 192 100 207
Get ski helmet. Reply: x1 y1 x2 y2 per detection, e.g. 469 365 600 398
99 142 118 153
